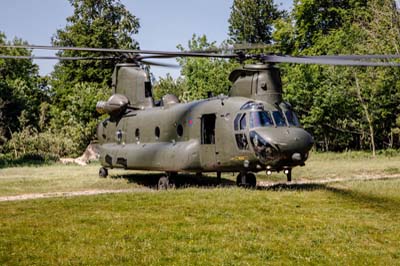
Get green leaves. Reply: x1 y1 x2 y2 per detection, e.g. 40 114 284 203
153 74 187 101
283 0 400 152
228 0 283 44
176 35 238 101
49 82 109 155
0 34 44 149
52 0 140 86
47 0 140 156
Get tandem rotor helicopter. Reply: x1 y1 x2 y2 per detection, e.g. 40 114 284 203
2 44 400 189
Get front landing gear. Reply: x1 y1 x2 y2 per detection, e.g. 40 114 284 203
284 169 292 182
99 167 108 178
236 172 257 188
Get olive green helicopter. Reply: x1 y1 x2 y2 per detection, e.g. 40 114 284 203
2 45 400 189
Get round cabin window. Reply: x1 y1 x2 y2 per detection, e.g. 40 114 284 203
155 126 160 139
135 128 140 141
177 124 183 137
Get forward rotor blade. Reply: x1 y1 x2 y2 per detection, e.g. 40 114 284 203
0 55 115 60
0 44 237 58
262 55 400 67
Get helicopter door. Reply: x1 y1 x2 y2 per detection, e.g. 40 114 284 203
200 114 217 170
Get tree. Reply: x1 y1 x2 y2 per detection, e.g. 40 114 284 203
228 0 283 44
49 82 109 156
0 33 46 149
49 0 140 155
282 0 400 154
152 74 187 101
292 0 368 51
52 0 140 86
177 35 238 101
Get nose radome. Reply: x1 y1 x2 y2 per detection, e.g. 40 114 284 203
256 127 314 154
278 128 313 154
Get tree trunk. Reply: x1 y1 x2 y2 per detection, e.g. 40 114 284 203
355 75 376 157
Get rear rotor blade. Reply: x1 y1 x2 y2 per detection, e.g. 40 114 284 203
302 55 400 60
140 59 180 68
261 55 400 67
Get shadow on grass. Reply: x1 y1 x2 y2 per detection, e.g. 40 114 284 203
261 181 400 214
111 172 400 213
258 183 328 191
110 172 236 189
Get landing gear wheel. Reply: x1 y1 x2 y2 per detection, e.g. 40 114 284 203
236 173 244 187
236 173 257 188
158 176 175 190
216 172 221 185
286 169 292 182
99 167 108 178
246 173 257 188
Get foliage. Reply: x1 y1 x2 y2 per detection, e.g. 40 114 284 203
48 82 109 156
51 0 140 86
282 0 400 153
5 126 76 159
292 0 368 51
228 0 284 44
0 33 47 150
152 74 187 101
47 0 140 156
177 35 238 101
0 152 59 169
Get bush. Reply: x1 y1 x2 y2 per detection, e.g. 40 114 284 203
0 152 58 168
5 127 78 159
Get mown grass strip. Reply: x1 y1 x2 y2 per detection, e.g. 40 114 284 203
1 180 400 265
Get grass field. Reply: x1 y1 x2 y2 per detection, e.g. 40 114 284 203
1 152 400 265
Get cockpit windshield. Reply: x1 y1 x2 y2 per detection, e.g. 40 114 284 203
250 111 274 128
285 110 300 127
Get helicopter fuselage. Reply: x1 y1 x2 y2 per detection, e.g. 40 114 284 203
97 95 313 175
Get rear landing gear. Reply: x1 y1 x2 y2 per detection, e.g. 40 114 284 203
158 176 169 190
99 167 108 178
157 174 176 190
236 172 257 188
216 171 221 184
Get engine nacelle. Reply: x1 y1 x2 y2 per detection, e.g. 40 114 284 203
96 94 130 116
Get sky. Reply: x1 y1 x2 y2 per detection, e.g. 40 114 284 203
0 0 293 79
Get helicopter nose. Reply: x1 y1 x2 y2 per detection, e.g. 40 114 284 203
275 127 314 155
253 127 314 163
284 129 313 163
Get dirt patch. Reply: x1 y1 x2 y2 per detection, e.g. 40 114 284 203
60 143 99 166
2 174 400 202
0 188 152 202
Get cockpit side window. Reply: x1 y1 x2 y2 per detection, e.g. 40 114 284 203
285 110 300 127
234 113 241 131
239 113 247 130
235 134 248 150
272 111 287 127
233 113 249 150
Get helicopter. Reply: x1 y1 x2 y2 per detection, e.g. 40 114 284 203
1 45 400 189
